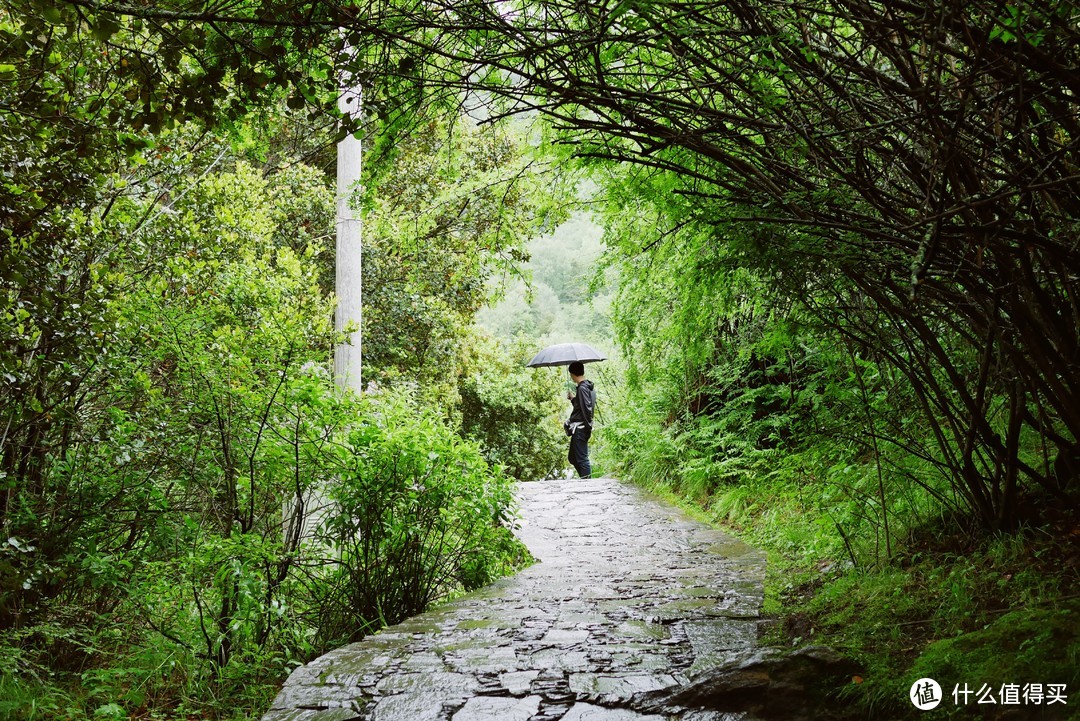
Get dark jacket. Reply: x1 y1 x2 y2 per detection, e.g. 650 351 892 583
568 379 595 428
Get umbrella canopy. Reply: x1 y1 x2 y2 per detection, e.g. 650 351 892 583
526 342 607 368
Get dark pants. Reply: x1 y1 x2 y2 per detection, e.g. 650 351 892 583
569 426 592 479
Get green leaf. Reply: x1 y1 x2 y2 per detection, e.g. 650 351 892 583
91 16 121 42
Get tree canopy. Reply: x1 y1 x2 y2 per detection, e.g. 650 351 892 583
416 0 1080 526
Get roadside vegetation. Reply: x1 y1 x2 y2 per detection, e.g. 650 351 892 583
0 27 566 717
591 175 1080 717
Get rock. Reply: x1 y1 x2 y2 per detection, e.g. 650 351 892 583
641 645 862 721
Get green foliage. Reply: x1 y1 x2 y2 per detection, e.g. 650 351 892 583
775 532 1080 719
310 389 526 650
0 126 527 719
435 0 1080 530
6 0 1079 716
458 339 567 482
0 151 334 718
593 147 1072 583
0 0 351 143
596 191 818 498
476 211 615 348
361 117 571 394
906 604 1080 705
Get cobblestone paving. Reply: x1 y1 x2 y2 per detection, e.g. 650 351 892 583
262 477 766 721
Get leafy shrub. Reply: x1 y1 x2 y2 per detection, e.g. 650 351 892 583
0 149 532 720
458 338 567 481
308 389 526 650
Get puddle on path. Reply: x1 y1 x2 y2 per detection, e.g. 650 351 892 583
262 478 766 721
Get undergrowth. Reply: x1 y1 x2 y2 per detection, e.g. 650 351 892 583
621 460 1080 720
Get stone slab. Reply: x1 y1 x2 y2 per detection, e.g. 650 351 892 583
261 478 766 721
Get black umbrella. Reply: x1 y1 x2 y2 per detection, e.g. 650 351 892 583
526 342 606 368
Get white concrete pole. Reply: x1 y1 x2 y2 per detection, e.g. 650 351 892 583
334 84 363 394
294 82 363 547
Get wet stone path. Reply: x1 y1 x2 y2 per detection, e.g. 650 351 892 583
262 477 767 721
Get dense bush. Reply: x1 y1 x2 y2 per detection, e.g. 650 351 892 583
307 390 526 650
590 156 1080 717
596 196 966 567
458 339 567 482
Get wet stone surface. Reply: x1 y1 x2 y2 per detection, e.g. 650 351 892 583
262 477 766 721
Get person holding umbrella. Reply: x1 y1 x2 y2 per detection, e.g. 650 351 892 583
526 342 605 480
564 361 595 479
